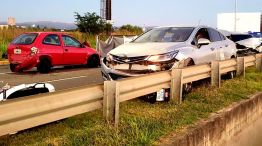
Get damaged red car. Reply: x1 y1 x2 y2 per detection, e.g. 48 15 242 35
8 32 100 73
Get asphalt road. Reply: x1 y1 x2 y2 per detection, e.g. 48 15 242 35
0 65 103 91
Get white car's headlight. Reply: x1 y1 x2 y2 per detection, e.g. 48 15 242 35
106 54 113 61
146 51 179 63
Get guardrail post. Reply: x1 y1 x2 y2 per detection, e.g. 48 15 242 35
255 54 262 72
237 57 245 77
170 69 183 103
103 81 120 126
211 61 220 87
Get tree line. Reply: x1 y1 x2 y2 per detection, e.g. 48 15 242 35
74 12 143 35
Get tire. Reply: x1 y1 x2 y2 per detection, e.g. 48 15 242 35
225 71 236 79
87 55 100 68
225 56 236 79
37 59 51 73
182 59 194 95
142 93 157 104
10 64 17 72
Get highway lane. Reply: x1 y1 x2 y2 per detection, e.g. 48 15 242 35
0 65 104 91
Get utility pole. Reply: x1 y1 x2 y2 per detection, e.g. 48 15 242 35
234 0 237 32
100 0 112 21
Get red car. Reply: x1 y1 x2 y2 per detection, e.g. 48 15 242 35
8 32 100 73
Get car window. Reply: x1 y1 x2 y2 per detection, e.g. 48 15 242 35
62 35 82 48
194 28 211 43
11 33 38 45
208 28 222 42
133 27 194 43
42 34 61 46
218 32 226 40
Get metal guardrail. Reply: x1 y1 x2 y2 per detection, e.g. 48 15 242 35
0 54 261 136
0 84 103 136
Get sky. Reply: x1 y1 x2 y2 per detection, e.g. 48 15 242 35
0 0 261 27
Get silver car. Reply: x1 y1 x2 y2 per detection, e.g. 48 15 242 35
101 26 237 81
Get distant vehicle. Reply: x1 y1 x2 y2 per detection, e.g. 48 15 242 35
0 83 55 101
8 32 100 73
249 32 262 41
223 32 261 55
101 26 237 102
249 32 262 52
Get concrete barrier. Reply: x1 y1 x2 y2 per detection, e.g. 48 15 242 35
156 93 262 146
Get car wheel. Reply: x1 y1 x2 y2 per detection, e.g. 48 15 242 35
182 59 194 95
142 93 157 104
226 71 236 79
10 64 17 72
87 55 100 68
37 59 51 73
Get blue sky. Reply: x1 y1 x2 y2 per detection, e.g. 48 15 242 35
0 0 261 27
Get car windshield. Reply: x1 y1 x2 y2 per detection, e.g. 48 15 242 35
133 27 194 43
231 34 252 42
12 33 38 45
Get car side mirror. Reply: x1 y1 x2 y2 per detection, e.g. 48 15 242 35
197 38 211 47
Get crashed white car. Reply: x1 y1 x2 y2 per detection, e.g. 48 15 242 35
101 26 237 102
224 33 262 55
0 83 55 101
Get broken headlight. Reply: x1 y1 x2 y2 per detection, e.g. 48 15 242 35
146 51 179 63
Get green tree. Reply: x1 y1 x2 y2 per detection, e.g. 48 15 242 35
75 12 112 35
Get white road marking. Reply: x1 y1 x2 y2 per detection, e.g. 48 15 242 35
0 72 13 75
45 76 88 83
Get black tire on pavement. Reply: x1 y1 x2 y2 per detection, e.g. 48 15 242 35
10 63 17 72
37 59 51 73
87 55 100 68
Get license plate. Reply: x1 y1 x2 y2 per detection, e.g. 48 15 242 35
14 49 21 54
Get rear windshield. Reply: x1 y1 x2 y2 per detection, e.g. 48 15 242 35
12 33 38 45
231 35 252 42
133 27 194 43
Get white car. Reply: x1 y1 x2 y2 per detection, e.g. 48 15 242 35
102 26 237 79
0 83 55 101
225 33 261 55
101 26 237 102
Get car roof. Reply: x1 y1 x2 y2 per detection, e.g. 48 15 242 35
24 32 67 35
154 25 209 29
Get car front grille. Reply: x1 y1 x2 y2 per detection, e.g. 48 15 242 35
112 55 148 63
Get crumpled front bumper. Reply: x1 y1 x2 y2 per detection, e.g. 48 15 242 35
101 59 144 80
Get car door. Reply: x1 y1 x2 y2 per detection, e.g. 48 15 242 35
62 35 87 65
192 28 217 64
207 28 225 61
41 34 63 65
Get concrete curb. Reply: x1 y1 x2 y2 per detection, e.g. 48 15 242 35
0 60 9 65
156 93 262 146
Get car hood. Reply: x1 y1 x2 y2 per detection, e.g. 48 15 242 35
236 38 261 49
109 42 185 57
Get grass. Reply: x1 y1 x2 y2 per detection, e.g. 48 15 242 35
0 68 261 146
